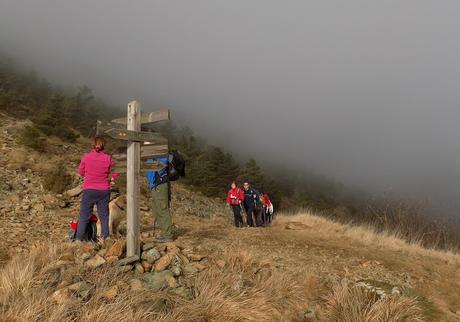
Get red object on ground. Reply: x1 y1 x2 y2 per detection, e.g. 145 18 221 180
70 219 78 230
90 214 98 222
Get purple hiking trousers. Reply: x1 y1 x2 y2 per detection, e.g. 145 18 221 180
76 189 110 240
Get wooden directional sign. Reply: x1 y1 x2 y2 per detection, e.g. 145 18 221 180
112 145 169 161
96 120 125 135
105 128 168 143
111 109 170 126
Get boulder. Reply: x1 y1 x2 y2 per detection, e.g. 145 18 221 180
85 255 106 268
117 265 133 273
65 187 83 198
106 256 119 264
68 281 92 299
141 260 152 272
154 254 173 272
141 248 161 264
140 270 174 291
135 263 145 274
116 255 139 266
106 240 126 258
170 265 182 277
142 242 155 251
129 278 143 291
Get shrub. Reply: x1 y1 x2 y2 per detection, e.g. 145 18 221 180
18 125 46 152
43 167 73 194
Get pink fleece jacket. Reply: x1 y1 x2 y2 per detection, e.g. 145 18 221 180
78 150 119 190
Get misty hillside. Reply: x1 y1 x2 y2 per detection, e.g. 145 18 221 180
0 112 460 321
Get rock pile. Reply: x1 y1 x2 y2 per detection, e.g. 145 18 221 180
50 238 210 303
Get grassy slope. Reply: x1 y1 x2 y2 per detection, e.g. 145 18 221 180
1 113 459 321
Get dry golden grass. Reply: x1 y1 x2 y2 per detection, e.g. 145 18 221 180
322 281 424 322
275 212 460 264
0 244 310 321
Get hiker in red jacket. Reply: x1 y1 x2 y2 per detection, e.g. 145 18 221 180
227 181 245 227
262 192 274 224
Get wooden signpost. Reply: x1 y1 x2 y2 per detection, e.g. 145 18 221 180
99 102 170 257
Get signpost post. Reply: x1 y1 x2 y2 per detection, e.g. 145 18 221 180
126 101 141 257
100 103 170 257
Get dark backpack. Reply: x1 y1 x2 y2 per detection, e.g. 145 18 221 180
168 150 185 181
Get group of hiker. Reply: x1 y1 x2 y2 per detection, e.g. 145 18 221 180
227 181 274 228
75 135 273 244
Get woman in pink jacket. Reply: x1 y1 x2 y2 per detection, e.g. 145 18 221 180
77 136 118 241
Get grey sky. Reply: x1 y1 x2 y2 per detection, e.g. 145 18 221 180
1 0 460 211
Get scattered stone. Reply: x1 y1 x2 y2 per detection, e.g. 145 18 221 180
78 243 95 254
68 281 92 299
117 265 133 273
189 254 205 262
42 194 58 205
170 265 182 277
32 203 45 212
170 286 194 300
141 260 152 272
183 263 198 275
135 263 145 274
79 252 92 261
116 255 140 266
165 275 178 288
142 242 155 251
285 222 312 230
141 270 174 291
85 255 106 268
51 288 70 304
106 240 126 258
140 206 149 211
130 278 144 291
106 256 119 264
141 248 161 264
98 249 107 257
298 308 316 321
195 263 207 271
65 186 83 198
102 286 118 300
154 254 173 272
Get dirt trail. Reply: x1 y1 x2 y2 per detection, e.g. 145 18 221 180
174 214 460 320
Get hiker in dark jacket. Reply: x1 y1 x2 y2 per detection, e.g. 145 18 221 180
227 181 245 227
243 181 260 227
254 193 265 227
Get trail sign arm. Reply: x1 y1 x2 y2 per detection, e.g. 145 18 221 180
111 109 170 126
105 128 168 143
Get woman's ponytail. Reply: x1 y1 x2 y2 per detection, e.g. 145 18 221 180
93 136 106 152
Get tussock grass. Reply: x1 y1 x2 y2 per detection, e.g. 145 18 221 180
0 244 309 321
323 281 424 322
